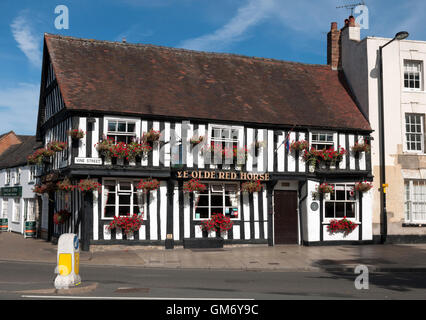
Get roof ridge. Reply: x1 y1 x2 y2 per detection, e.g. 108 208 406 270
44 33 330 69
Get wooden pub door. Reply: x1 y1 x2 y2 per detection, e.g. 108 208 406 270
273 190 298 244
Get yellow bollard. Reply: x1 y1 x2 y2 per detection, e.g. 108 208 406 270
54 233 81 289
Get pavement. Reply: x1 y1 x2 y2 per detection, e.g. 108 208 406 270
2 231 426 272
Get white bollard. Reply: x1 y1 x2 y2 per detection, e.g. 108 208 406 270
54 233 81 289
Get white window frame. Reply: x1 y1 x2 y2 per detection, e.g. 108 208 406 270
404 180 426 223
1 198 8 219
103 117 140 144
15 168 21 185
193 181 240 221
207 124 244 165
12 198 21 223
323 183 358 223
102 178 147 220
5 169 10 185
25 198 36 222
29 166 36 183
404 113 424 153
403 60 423 91
310 131 336 150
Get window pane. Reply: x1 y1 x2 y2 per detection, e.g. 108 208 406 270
211 194 222 206
127 122 135 133
119 194 131 205
197 195 209 207
211 207 223 215
346 203 356 218
335 203 345 218
106 192 115 205
108 121 117 132
119 181 131 191
195 207 209 219
117 122 126 132
325 202 334 218
119 206 131 216
104 206 115 218
336 185 346 200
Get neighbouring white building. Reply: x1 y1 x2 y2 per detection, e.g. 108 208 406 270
328 16 426 242
0 135 41 237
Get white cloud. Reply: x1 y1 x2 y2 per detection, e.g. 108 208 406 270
179 0 275 51
0 83 39 135
10 12 42 67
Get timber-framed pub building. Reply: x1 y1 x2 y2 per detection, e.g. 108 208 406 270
36 33 374 250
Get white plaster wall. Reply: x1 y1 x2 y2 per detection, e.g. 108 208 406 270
305 180 320 242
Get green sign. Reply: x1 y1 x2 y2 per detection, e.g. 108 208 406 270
0 187 22 197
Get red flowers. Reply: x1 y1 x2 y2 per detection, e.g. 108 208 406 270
57 179 76 192
76 179 102 193
47 141 68 152
53 209 71 225
67 129 85 140
317 183 334 194
327 217 358 235
200 213 233 234
352 142 370 153
241 180 263 193
136 178 160 193
108 214 143 235
183 179 207 193
317 147 346 162
354 181 373 193
290 140 309 152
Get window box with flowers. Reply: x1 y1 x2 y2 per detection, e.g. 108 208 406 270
327 216 358 236
107 214 143 236
317 147 346 169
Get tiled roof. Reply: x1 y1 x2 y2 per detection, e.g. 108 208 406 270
0 136 41 169
44 33 371 131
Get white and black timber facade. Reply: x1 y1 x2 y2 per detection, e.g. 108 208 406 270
36 34 374 250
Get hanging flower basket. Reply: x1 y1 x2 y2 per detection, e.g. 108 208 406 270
53 209 71 225
190 135 204 146
27 148 55 165
354 181 373 193
327 217 358 236
142 129 161 143
241 180 262 193
95 136 115 159
67 129 85 140
127 140 152 160
108 214 143 235
290 140 309 152
57 178 76 192
183 179 207 193
76 179 101 193
352 142 370 153
317 183 334 194
47 141 68 152
200 213 233 235
33 184 48 195
136 178 160 193
303 148 320 170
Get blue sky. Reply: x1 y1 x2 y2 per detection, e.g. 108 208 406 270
0 0 425 135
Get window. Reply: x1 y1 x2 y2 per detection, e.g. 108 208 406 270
404 60 422 90
311 132 334 150
405 114 424 152
24 199 36 222
12 198 20 222
29 166 36 183
404 180 426 223
15 169 20 185
209 125 242 165
106 119 137 143
1 199 8 219
5 170 10 185
324 184 357 220
103 179 145 219
194 182 239 220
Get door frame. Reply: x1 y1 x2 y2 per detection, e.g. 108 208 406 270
273 181 300 245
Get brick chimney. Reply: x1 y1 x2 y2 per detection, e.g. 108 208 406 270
327 22 341 70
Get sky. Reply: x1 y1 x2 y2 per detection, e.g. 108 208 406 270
0 0 425 135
